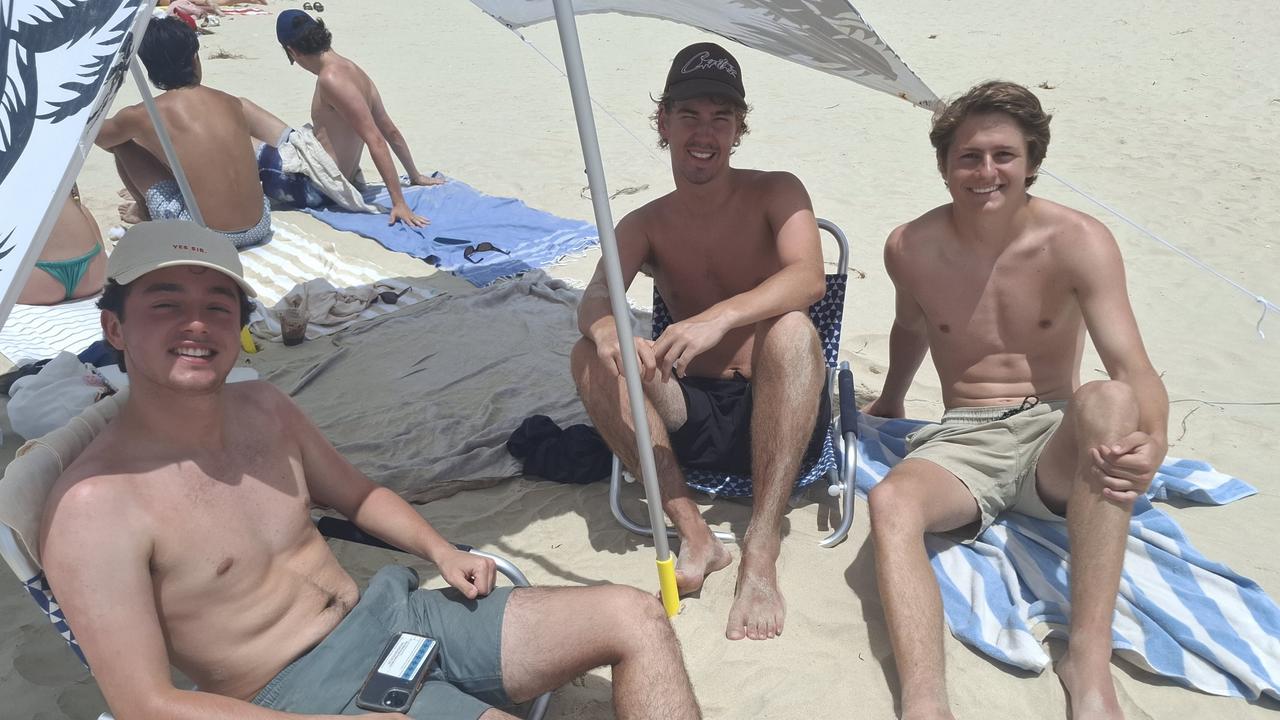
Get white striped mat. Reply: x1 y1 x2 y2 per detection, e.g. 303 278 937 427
0 220 434 364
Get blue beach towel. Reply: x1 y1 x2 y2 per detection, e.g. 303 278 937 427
855 414 1280 702
305 176 598 287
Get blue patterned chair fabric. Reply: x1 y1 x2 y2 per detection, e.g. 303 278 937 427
24 570 87 667
649 272 848 497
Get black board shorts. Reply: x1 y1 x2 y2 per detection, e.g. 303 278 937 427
668 372 830 476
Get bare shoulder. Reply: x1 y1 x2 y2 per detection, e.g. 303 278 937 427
618 193 671 240
741 169 809 200
318 59 371 96
223 380 299 426
887 205 950 257
40 430 150 555
1032 197 1121 264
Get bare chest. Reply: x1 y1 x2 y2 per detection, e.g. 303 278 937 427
913 245 1080 356
649 210 779 315
145 447 313 588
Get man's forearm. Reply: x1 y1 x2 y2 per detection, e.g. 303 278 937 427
347 486 454 564
130 687 338 720
577 289 620 341
367 138 410 207
1121 368 1170 448
386 132 421 178
697 263 823 331
877 320 930 406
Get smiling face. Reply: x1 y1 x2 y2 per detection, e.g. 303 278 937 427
658 96 744 185
102 266 243 395
943 112 1036 212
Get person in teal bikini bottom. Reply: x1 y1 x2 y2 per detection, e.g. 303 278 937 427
18 186 107 305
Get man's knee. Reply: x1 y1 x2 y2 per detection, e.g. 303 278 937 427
868 480 927 539
570 337 598 382
1071 380 1138 423
596 585 672 651
758 310 817 344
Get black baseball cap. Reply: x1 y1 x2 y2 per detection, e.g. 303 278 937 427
664 42 745 104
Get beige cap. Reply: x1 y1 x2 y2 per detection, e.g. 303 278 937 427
107 220 256 298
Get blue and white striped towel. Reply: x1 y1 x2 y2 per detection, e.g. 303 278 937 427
855 414 1280 701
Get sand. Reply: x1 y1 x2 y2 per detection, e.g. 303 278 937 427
2 0 1279 717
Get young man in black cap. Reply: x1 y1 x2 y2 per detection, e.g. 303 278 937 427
275 9 442 227
573 43 827 642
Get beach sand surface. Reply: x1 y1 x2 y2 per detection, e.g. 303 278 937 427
2 1 1278 717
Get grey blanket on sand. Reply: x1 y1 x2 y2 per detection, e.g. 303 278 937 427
255 271 623 502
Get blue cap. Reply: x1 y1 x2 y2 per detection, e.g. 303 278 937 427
276 9 317 46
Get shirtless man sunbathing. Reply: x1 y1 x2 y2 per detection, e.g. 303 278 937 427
274 10 442 227
96 16 275 249
863 81 1169 720
572 43 827 642
38 220 701 720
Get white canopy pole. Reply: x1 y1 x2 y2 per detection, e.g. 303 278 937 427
550 0 680 617
129 57 205 227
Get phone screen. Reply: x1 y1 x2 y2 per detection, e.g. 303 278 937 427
356 632 438 713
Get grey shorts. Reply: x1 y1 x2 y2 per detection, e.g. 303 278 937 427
905 400 1068 542
144 179 273 249
251 565 514 719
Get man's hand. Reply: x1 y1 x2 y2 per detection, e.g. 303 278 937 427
410 173 446 187
435 547 497 600
1088 430 1165 504
388 202 429 228
862 396 905 419
592 327 660 382
653 315 729 381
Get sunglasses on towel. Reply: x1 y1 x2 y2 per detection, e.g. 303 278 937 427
462 242 510 264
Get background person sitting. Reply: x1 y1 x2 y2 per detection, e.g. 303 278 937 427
17 185 107 306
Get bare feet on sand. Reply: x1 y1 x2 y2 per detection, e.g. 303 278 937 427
1056 652 1125 719
725 548 785 640
117 201 145 224
673 534 732 595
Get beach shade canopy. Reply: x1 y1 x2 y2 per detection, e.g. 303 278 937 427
0 0 155 330
469 0 939 109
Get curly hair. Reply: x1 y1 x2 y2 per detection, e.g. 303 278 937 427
138 16 200 90
650 91 750 150
929 81 1052 187
282 17 332 56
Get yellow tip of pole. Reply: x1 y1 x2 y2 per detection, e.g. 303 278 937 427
240 327 258 354
656 556 679 618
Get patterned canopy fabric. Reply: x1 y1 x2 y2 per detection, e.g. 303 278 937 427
0 0 154 329
470 0 938 108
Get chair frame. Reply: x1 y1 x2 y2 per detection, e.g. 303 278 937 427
0 479 552 720
607 218 860 548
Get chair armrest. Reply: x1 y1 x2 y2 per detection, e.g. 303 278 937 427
837 367 856 435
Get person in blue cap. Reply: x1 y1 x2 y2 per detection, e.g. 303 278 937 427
275 9 443 227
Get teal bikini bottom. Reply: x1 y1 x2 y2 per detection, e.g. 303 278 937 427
34 243 102 301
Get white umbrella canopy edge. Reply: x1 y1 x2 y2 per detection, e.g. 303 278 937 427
472 0 940 109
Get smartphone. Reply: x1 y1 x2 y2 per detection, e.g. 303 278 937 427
354 632 439 713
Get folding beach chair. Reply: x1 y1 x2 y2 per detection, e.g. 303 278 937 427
0 392 550 720
608 218 860 548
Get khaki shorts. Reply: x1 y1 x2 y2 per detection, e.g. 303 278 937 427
905 401 1068 543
